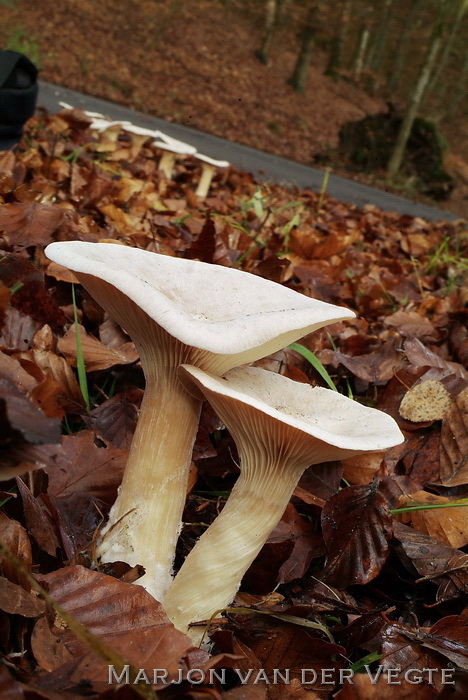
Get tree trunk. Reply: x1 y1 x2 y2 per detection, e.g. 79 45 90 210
287 6 317 93
255 0 289 64
388 0 425 92
325 0 353 77
387 32 442 178
426 0 468 97
433 48 468 120
351 23 370 81
366 0 394 73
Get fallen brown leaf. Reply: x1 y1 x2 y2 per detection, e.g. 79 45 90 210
0 576 45 617
58 323 138 371
0 201 65 247
439 389 468 486
395 490 468 548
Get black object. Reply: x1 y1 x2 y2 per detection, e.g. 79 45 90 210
0 50 38 151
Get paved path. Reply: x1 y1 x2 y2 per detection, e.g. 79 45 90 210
38 81 456 222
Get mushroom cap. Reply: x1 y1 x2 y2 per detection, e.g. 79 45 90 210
45 242 355 359
179 365 404 453
153 139 197 155
196 154 230 168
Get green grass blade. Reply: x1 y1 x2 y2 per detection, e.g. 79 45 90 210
288 342 338 392
71 284 90 411
391 499 468 514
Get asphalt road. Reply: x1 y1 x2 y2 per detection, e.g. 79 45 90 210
38 81 456 222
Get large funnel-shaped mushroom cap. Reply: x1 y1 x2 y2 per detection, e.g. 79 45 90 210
179 365 404 456
45 241 355 372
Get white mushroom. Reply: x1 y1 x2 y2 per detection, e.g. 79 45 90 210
154 139 197 179
195 154 230 199
44 241 355 600
163 365 404 639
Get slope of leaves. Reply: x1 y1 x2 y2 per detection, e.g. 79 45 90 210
0 110 466 699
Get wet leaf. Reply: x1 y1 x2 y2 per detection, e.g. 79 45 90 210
321 481 392 587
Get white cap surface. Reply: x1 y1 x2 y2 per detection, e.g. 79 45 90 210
180 365 404 452
45 241 354 359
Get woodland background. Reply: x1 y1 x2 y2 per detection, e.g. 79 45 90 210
0 0 467 217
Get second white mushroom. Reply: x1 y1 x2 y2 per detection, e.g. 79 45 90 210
163 365 404 639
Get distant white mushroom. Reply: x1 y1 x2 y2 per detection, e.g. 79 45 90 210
195 154 230 199
154 139 197 179
163 365 404 640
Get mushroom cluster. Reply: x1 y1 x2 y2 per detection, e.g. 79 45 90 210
45 241 357 600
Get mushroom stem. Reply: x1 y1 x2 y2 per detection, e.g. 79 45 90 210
97 369 201 601
195 163 216 199
163 448 303 638
158 151 177 179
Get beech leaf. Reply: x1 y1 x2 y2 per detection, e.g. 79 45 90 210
321 481 392 587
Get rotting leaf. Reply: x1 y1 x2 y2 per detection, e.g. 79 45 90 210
399 379 452 422
439 389 468 486
320 481 392 588
0 376 61 445
335 673 439 699
16 478 61 558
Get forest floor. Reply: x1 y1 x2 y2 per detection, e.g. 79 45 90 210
0 0 467 218
0 100 467 699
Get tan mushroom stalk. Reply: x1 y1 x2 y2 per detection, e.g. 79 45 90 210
195 155 230 199
155 138 197 179
163 365 404 638
44 241 355 601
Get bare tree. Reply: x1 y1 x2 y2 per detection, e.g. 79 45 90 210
388 0 425 92
287 5 318 93
255 0 290 65
325 0 353 77
426 0 468 97
365 0 395 74
387 20 443 177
